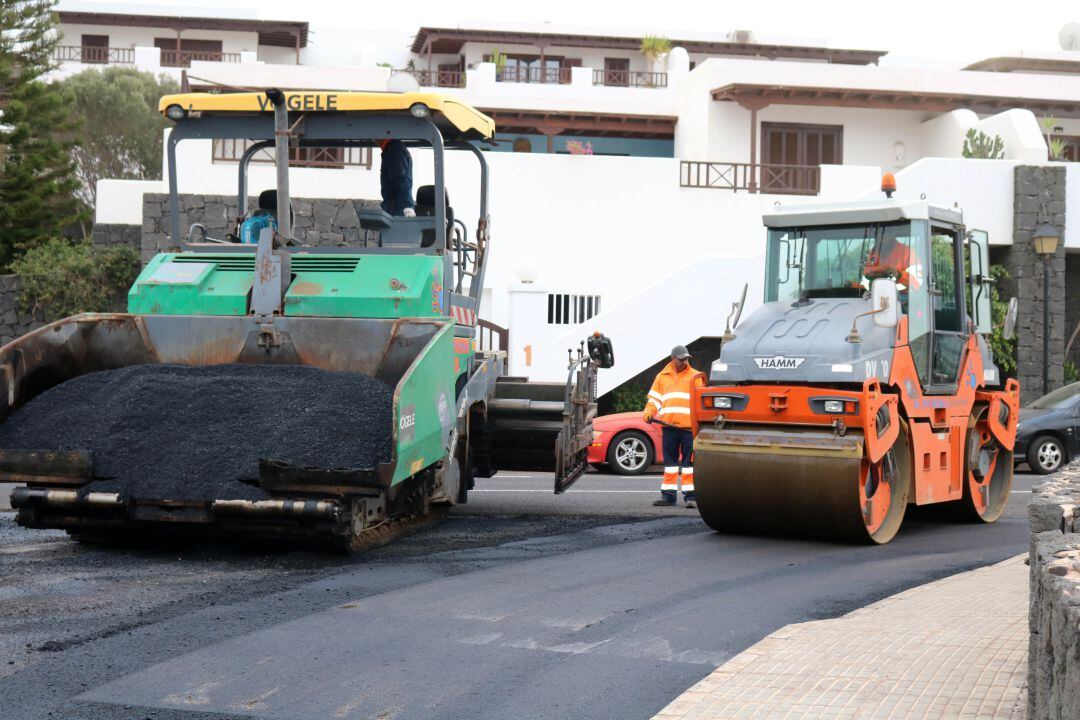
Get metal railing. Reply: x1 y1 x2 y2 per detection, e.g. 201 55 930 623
497 65 572 84
398 69 465 88
54 45 134 64
213 139 373 170
477 319 508 353
680 161 821 195
593 69 668 88
160 49 241 67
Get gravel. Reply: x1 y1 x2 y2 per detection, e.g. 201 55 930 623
0 364 394 501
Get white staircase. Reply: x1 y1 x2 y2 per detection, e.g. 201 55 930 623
521 254 764 395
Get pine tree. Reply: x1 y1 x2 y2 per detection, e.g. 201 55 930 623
0 0 83 269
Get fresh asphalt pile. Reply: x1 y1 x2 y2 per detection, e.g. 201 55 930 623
0 364 394 500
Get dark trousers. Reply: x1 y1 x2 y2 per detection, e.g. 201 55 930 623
661 427 694 501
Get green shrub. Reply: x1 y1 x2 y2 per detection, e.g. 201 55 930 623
988 265 1016 377
12 239 139 319
1066 360 1079 385
610 380 648 414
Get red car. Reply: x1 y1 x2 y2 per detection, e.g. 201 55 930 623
588 412 665 475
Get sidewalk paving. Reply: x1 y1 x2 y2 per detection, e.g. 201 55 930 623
654 555 1028 720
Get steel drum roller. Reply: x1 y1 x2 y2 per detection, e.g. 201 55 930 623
694 423 910 544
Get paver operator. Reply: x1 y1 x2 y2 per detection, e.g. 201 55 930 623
379 139 416 217
643 345 703 508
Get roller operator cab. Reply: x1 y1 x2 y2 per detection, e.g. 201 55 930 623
1 90 613 551
692 193 1020 544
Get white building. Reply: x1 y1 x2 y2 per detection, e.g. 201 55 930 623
63 7 1080 394
52 2 308 81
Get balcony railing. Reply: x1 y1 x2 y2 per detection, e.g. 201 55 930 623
593 69 668 88
213 139 373 170
160 49 241 67
398 69 465 88
496 66 572 84
680 161 821 195
54 45 134 64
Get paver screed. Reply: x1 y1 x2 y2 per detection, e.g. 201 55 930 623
654 555 1028 720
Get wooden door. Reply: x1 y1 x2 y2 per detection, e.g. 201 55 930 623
761 123 842 193
81 34 108 64
603 57 629 86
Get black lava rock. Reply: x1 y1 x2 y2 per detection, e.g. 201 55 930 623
0 364 394 501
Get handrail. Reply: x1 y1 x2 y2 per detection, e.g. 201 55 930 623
592 69 668 88
398 68 465 88
476 319 509 372
54 45 134 64
160 49 241 67
680 161 821 195
496 65 572 84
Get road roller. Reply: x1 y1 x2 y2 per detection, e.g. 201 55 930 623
0 90 613 551
692 188 1020 543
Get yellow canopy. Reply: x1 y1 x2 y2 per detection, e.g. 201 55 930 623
159 91 495 140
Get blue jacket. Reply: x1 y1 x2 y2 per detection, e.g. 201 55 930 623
380 140 415 216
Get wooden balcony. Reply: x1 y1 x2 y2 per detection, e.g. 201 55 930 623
593 69 668 88
54 45 134 64
496 66 572 84
400 69 465 88
680 161 821 195
160 49 241 67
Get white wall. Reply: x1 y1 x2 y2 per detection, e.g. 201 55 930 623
858 157 1017 245
1066 164 1080 249
976 109 1046 162
920 109 979 159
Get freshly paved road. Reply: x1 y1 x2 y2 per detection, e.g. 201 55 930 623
0 470 1037 720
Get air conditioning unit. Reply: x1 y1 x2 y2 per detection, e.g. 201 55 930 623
728 29 755 44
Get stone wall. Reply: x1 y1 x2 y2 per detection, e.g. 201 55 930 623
141 193 381 264
1028 467 1080 718
1067 255 1080 370
1001 166 1067 404
0 275 47 344
90 223 141 252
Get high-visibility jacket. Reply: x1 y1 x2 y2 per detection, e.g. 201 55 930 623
643 361 703 430
864 240 921 290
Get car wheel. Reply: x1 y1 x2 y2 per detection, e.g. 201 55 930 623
1028 435 1066 475
606 431 653 476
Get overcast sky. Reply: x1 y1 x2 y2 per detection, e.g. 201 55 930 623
66 0 1080 68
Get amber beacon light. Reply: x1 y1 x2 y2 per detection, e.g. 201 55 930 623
881 173 897 198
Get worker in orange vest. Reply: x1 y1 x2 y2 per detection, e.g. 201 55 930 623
864 235 921 290
643 345 704 508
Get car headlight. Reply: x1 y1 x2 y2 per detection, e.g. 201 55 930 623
592 430 604 443
713 396 732 409
823 400 845 414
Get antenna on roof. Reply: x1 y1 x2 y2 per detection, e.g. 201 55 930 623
1059 23 1080 51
